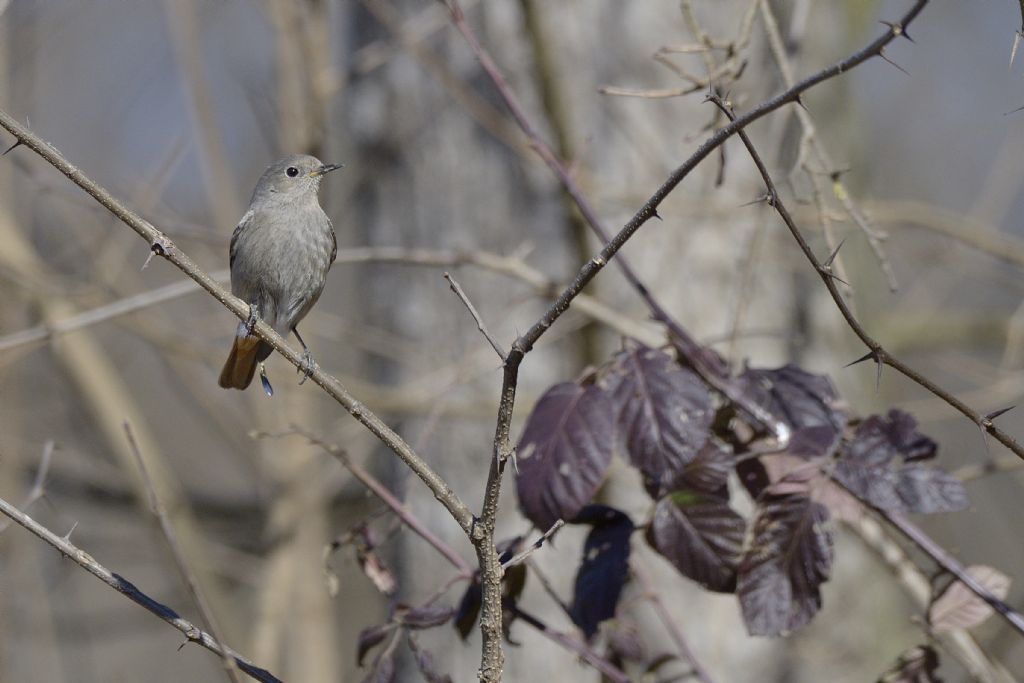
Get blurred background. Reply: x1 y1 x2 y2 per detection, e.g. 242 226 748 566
1 0 1023 681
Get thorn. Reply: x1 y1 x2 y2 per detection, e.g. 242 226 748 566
793 94 808 112
260 364 274 397
845 350 876 368
822 269 850 287
1012 31 1023 69
739 193 770 208
878 48 910 76
1004 104 1024 116
2 139 22 156
984 405 1015 422
823 239 847 268
62 521 79 542
977 422 992 456
142 236 173 270
651 208 662 221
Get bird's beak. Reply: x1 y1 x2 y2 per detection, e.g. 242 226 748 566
310 163 344 178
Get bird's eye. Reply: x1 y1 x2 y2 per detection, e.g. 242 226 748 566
286 166 299 178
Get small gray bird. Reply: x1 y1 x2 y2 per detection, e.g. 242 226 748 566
218 154 342 393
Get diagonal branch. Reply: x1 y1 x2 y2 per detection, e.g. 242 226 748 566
0 107 474 536
708 92 1024 637
0 493 281 683
124 421 243 683
707 93 1024 462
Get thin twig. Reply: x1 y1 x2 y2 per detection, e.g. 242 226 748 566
0 272 228 354
500 519 564 569
631 559 715 683
508 606 631 683
758 0 898 291
123 422 242 683
0 107 474 537
0 439 53 534
708 93 1024 461
0 493 280 682
444 272 507 360
279 427 474 577
884 510 1024 637
709 93 1024 636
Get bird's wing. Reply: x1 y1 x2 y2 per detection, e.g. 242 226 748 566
328 215 337 265
229 209 255 270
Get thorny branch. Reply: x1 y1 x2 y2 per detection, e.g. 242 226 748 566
0 107 475 538
708 93 1024 637
443 1 930 677
0 493 281 683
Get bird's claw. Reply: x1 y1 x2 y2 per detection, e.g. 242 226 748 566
244 306 261 336
297 349 316 385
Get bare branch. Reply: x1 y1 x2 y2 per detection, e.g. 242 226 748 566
0 107 475 536
0 493 281 683
0 439 53 534
500 519 564 569
708 93 1024 636
631 558 715 683
124 421 242 683
444 272 507 360
708 93 1024 462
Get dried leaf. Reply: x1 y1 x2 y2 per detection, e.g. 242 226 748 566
603 345 713 491
407 634 453 683
569 505 634 639
739 365 847 458
737 494 832 636
648 491 745 593
877 645 941 683
928 565 1011 632
515 382 616 529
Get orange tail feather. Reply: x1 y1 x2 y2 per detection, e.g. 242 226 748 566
218 336 261 390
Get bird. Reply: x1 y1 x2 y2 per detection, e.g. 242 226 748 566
218 154 342 394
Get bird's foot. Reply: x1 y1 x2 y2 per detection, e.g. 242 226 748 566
245 305 261 336
297 349 316 385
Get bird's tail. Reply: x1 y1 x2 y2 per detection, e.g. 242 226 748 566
218 335 264 390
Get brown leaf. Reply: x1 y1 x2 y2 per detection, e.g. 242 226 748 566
928 565 1011 632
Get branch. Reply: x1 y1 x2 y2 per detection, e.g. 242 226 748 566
500 519 563 569
440 2 931 678
0 107 474 537
124 421 242 683
0 493 281 683
444 271 507 360
631 558 715 683
281 427 474 577
708 93 1024 462
708 93 1024 637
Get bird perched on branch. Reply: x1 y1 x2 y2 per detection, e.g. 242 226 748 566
218 154 342 395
